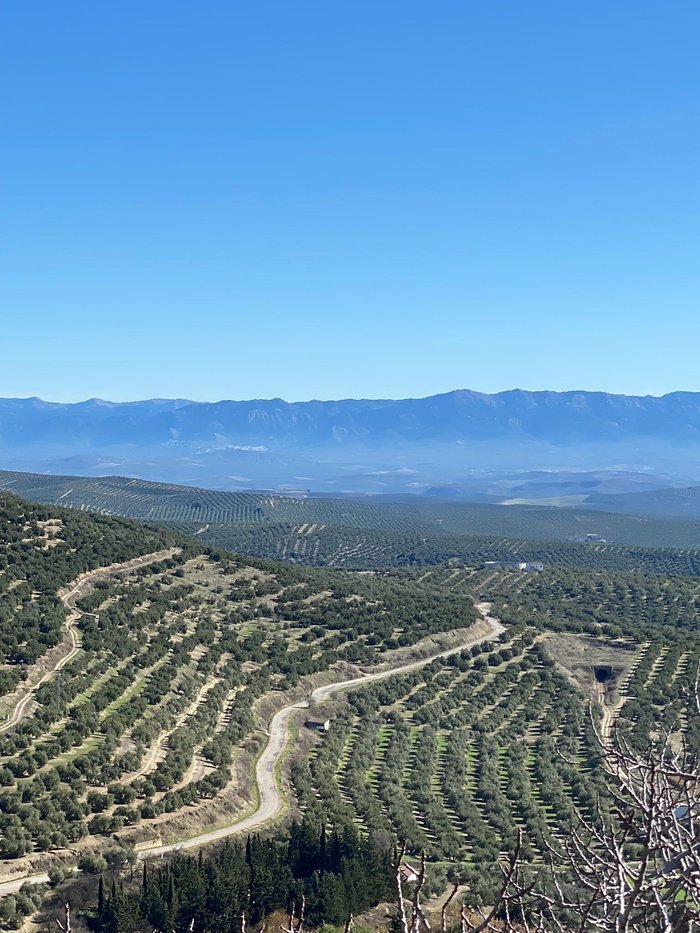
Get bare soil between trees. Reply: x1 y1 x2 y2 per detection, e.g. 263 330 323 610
0 550 179 734
0 606 504 894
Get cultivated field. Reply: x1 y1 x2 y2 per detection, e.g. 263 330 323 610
3 470 700 554
0 492 698 925
293 565 699 893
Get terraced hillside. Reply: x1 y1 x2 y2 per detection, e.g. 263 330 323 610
0 494 487 885
1 492 698 926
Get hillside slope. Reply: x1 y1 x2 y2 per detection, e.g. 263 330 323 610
0 493 483 874
587 485 700 520
1 493 698 929
2 469 700 558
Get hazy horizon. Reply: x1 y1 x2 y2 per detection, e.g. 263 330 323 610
6 385 700 407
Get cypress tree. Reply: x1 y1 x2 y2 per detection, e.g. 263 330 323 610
331 831 342 874
319 823 327 876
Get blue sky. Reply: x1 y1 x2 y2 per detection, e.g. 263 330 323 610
2 1 699 402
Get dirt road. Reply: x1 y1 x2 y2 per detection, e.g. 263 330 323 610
0 602 504 892
0 549 178 734
596 682 626 748
140 609 504 857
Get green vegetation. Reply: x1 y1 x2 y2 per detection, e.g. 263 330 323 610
94 816 392 933
0 494 480 862
1 492 698 931
0 495 170 682
200 521 700 575
3 470 700 559
480 566 700 753
293 629 606 899
0 883 43 929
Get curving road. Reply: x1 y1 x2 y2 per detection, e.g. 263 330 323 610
0 605 504 893
141 609 504 857
0 549 178 734
0 591 82 734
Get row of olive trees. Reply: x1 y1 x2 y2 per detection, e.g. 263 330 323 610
400 696 700 932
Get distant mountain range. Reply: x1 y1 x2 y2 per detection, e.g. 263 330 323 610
2 389 700 494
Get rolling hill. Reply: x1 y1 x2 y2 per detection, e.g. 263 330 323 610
2 469 700 574
0 491 698 929
587 485 700 520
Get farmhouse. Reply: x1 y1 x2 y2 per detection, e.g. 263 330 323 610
484 560 544 573
399 863 419 884
305 718 331 732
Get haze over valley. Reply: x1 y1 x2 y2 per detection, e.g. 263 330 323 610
4 389 700 502
3 2 700 930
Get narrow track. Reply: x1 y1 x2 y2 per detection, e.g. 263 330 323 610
142 609 504 856
0 603 504 893
597 684 627 748
0 549 178 733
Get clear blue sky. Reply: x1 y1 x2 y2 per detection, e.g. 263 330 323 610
2 1 699 402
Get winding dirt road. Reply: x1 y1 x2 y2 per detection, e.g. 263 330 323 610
0 603 504 894
141 608 504 857
0 591 82 734
0 549 178 734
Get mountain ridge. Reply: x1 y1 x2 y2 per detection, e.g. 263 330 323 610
3 389 700 492
5 388 700 442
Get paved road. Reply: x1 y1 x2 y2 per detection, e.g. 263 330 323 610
0 870 56 896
